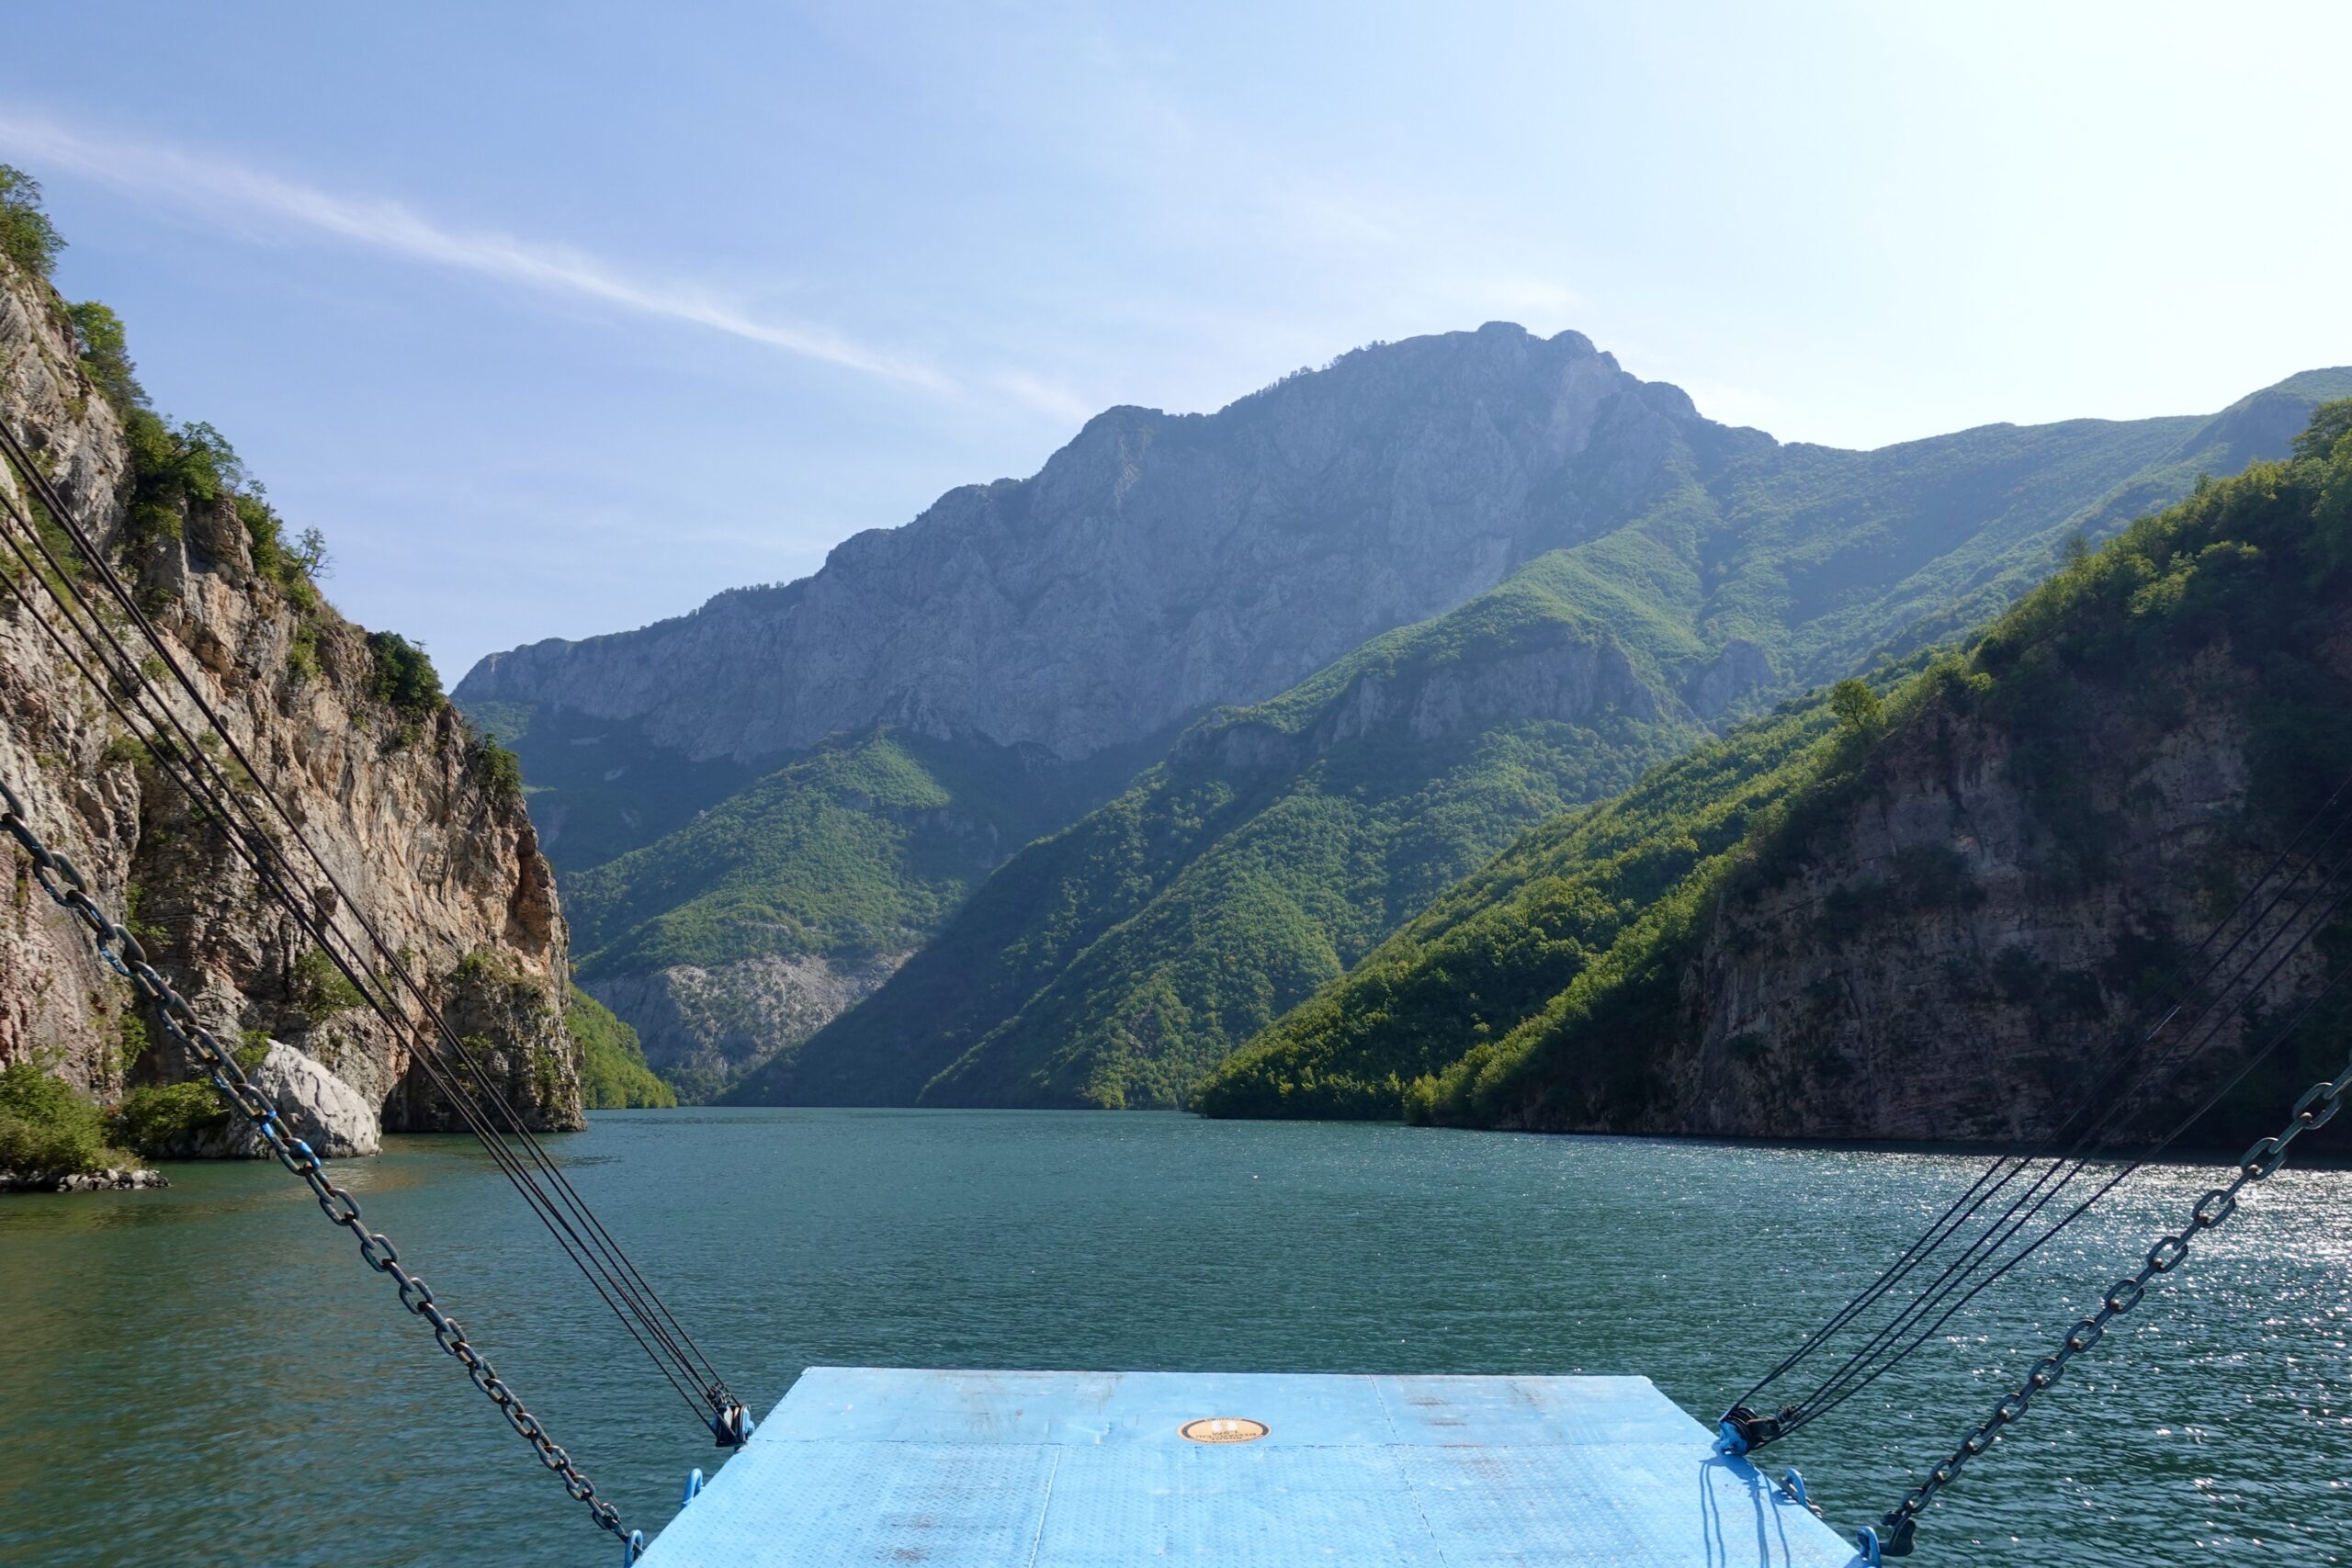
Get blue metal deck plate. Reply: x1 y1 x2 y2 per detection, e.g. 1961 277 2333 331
639 1369 1860 1565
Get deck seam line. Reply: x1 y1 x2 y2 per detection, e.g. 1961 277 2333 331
1374 1377 1459 1567
1021 1442 1063 1568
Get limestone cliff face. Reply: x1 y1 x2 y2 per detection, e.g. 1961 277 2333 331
585 952 907 1102
0 257 582 1143
1649 637 2346 1144
459 325 1724 765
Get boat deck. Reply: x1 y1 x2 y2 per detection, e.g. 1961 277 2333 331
637 1367 1861 1565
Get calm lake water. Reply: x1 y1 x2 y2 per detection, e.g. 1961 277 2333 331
2 1109 2347 1566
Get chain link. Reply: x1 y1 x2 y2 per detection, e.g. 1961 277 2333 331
2 777 637 1554
1873 1045 2352 1554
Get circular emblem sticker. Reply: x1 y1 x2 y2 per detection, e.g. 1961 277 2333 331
1180 1416 1270 1444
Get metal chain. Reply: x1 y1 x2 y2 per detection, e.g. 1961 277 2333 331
1 775 644 1562
0 450 741 1446
1864 1049 2352 1561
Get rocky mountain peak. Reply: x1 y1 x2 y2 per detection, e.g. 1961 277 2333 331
457 323 1723 766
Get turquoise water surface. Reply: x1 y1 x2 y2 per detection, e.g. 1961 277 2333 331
2 1109 2347 1565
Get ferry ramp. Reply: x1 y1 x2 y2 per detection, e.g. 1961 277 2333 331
638 1367 1862 1565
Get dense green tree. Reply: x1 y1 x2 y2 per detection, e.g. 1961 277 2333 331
365 631 444 719
0 164 63 278
1829 677 1883 734
567 987 677 1109
0 1064 119 1174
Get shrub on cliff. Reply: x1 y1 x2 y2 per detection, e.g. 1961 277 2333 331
366 631 443 719
290 947 367 1023
108 1083 230 1157
0 1064 119 1174
66 300 142 411
0 164 63 279
50 258 329 615
465 728 526 803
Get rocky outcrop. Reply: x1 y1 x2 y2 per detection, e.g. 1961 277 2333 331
1685 639 1774 718
586 952 905 1100
1638 634 2346 1144
249 1043 380 1156
460 325 1729 766
167 1042 381 1158
1 1166 168 1192
0 254 583 1145
1171 630 1666 779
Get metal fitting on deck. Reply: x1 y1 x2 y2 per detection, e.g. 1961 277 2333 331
1712 1402 1795 1455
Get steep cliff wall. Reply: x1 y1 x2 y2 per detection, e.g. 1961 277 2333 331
0 250 582 1149
1379 411 2352 1142
1666 648 2329 1140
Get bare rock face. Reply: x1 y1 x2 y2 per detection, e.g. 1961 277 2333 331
168 1042 382 1158
0 254 583 1145
459 325 1724 764
587 952 905 1100
1685 640 1775 719
1173 629 1664 777
1640 641 2338 1144
249 1043 381 1156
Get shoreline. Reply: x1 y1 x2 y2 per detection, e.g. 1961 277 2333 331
0 1166 170 1194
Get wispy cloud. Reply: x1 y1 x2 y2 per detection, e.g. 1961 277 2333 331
989 368 1100 426
0 111 951 391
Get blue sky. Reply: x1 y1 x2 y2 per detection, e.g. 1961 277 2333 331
5 2 2347 678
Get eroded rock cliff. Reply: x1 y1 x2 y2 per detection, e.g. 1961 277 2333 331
1668 644 2335 1141
0 253 583 1147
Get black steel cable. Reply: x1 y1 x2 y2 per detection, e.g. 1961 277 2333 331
0 771 645 1555
1731 771 2352 1430
1776 836 2352 1434
1791 874 2352 1439
0 491 715 1421
0 430 730 1412
1779 873 2350 1429
1867 955 2352 1554
1736 765 2352 1412
0 461 729 1421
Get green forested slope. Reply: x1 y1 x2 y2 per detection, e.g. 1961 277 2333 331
562 728 1147 985
725 373 2351 1110
1720 369 2352 677
1228 400 2352 1133
567 987 677 1109
452 698 764 874
1194 692 1844 1117
730 553 1705 1107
